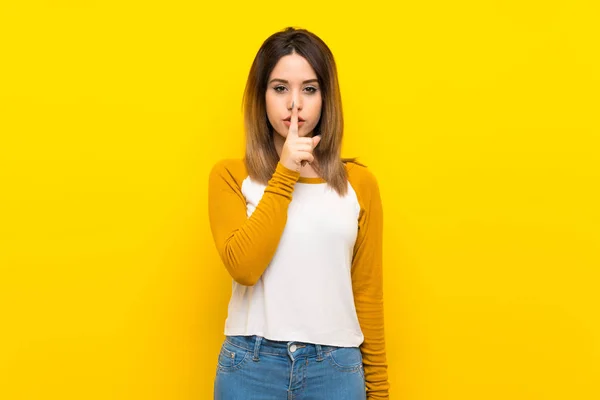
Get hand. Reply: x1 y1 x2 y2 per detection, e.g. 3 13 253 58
279 102 321 171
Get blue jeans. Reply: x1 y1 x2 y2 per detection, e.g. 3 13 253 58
214 335 366 400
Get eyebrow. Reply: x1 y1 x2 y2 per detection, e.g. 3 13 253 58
269 78 319 84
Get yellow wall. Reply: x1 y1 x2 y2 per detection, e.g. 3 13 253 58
1 1 598 399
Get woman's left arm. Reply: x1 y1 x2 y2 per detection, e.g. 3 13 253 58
350 166 390 400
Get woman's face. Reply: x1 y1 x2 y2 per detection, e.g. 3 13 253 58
265 52 322 140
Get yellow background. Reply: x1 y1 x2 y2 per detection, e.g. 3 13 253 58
1 1 599 399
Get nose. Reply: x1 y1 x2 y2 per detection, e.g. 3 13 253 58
287 93 302 110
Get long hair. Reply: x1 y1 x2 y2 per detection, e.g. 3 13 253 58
242 27 360 197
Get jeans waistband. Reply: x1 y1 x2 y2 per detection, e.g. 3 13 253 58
225 335 342 360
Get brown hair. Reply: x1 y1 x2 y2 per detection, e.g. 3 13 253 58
242 26 361 196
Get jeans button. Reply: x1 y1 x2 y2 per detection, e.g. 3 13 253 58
290 344 297 352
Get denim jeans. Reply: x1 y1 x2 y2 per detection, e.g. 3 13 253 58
214 335 366 400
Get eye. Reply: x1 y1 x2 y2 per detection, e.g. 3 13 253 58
273 85 287 93
305 86 318 94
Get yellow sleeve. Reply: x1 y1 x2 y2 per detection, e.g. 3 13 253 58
208 159 300 286
348 163 390 399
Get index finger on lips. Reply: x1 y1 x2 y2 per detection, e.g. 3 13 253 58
288 101 299 138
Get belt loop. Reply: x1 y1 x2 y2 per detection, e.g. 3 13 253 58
253 336 263 362
315 344 324 362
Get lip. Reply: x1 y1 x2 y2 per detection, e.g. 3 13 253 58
283 116 305 122
284 121 304 127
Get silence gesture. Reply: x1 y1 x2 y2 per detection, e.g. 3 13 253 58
279 101 321 171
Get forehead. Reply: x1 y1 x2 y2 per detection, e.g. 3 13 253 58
269 53 317 80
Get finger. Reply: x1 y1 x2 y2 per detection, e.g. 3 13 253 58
292 137 314 146
287 100 299 139
291 137 317 150
312 135 321 149
297 151 315 164
293 143 314 152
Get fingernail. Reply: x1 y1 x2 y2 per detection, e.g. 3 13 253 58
292 101 295 110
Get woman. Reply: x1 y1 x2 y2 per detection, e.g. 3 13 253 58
208 26 390 399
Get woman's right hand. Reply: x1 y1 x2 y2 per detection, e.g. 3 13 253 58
279 102 321 172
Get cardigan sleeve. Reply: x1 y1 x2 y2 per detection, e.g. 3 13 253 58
208 159 300 286
348 163 390 399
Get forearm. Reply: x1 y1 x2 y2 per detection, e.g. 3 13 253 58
355 292 389 399
209 162 299 286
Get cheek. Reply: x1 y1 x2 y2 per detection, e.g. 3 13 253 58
312 95 323 116
311 100 323 122
265 95 278 123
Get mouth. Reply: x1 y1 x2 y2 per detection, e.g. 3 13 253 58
283 116 305 122
284 120 304 127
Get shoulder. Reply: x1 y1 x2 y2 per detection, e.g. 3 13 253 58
209 158 248 186
210 158 246 173
344 160 379 190
344 160 382 213
344 161 383 222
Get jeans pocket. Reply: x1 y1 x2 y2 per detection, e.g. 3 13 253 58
217 340 250 372
326 347 364 373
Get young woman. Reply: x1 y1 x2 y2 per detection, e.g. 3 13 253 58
208 27 390 399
